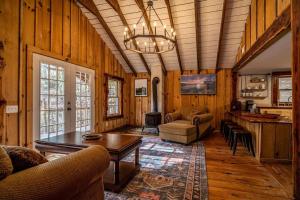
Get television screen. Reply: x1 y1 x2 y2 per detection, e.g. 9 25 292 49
180 74 216 95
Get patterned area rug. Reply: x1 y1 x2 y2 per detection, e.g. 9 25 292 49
105 137 208 200
127 127 159 136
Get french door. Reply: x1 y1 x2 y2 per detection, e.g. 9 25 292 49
33 54 95 141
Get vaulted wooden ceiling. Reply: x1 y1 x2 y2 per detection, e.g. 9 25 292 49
77 0 251 74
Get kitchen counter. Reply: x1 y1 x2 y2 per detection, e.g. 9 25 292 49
228 111 292 124
227 111 292 163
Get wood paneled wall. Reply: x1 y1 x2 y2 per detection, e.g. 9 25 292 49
236 0 291 61
0 0 131 146
164 69 232 129
0 0 20 145
129 69 232 129
129 73 151 127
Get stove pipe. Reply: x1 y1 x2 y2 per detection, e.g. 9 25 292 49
152 77 160 112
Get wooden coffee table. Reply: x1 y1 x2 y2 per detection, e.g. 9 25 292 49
35 132 142 192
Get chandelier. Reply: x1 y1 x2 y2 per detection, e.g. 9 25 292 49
123 0 176 54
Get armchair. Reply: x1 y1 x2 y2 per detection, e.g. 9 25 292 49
160 106 213 144
0 145 110 200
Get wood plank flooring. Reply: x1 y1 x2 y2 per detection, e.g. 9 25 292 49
203 132 293 200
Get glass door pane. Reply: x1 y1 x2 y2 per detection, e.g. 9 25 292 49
75 71 92 132
39 63 65 139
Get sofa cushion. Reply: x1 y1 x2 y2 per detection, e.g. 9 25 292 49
193 113 213 123
180 106 208 120
159 122 196 136
172 120 192 125
165 111 182 123
0 146 13 180
4 146 48 173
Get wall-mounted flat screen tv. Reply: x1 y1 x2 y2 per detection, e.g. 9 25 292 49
180 74 216 95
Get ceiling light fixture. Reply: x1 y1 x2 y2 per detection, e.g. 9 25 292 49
123 0 176 54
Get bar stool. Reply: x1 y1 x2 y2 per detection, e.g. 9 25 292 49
223 121 236 140
231 129 255 157
220 119 232 134
225 123 242 146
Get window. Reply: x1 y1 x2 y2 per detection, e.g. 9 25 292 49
33 54 95 141
272 72 292 107
105 74 123 119
278 77 292 103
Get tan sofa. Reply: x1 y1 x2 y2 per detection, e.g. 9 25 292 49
0 145 110 200
159 106 213 144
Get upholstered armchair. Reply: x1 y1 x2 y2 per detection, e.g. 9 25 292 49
164 106 213 139
0 146 110 200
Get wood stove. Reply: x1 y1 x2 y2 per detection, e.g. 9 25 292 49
142 77 161 133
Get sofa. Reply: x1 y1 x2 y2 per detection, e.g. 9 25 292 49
159 106 213 144
0 145 110 200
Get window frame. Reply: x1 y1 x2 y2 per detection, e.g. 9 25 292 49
104 73 124 120
272 71 292 107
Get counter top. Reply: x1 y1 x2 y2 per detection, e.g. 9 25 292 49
228 112 292 124
258 106 292 109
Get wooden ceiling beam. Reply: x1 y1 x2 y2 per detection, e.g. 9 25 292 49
77 0 137 76
164 0 183 74
105 0 151 75
194 0 201 73
134 0 167 76
216 0 227 71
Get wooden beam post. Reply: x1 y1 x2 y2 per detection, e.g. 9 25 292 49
105 0 151 75
194 0 201 73
164 0 183 74
231 72 238 101
216 0 227 70
77 0 137 76
291 0 300 199
134 0 167 76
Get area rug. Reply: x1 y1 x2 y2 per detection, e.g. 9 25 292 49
108 126 159 137
127 127 159 136
105 137 208 200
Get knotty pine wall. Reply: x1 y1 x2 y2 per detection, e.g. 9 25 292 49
0 0 131 147
129 73 151 127
130 69 233 129
0 0 20 146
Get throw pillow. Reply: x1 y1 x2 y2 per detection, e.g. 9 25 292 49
0 146 13 180
3 146 48 173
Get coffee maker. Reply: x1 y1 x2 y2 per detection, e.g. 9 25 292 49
245 100 254 112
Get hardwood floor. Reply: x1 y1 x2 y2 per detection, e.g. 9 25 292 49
202 131 293 200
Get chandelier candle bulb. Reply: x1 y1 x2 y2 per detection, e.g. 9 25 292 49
133 24 136 35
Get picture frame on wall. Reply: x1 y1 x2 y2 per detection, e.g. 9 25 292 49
135 79 148 96
180 74 216 95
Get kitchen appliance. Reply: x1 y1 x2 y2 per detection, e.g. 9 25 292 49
245 100 254 112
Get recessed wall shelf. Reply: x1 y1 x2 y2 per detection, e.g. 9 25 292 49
240 74 269 99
